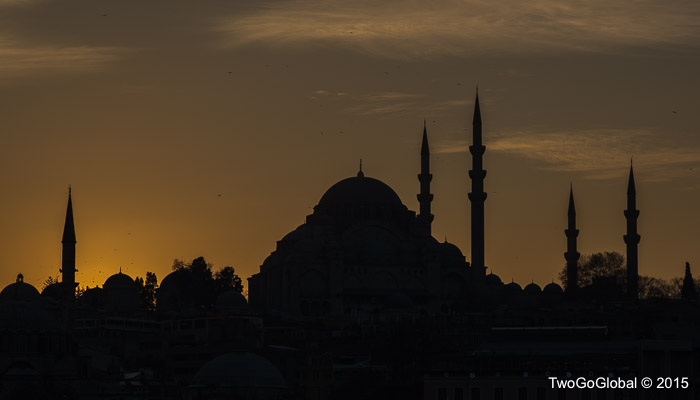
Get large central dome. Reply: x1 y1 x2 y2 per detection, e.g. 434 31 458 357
315 174 404 214
312 172 411 229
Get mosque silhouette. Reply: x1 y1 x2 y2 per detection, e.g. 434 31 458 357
1 92 699 399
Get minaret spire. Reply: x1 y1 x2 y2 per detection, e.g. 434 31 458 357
61 186 77 297
624 161 640 299
564 184 580 292
468 90 487 276
417 120 434 236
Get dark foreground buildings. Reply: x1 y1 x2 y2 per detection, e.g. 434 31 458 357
2 93 700 399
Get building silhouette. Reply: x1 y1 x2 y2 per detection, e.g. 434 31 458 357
1 91 699 399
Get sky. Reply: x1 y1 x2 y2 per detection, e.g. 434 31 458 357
1 0 699 291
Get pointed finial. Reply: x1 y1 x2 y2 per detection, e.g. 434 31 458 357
357 159 364 177
119 266 122 274
444 235 447 243
473 88 482 125
68 184 71 195
568 184 576 215
627 159 636 195
421 121 430 155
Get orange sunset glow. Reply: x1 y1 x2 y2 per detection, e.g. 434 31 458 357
1 0 700 293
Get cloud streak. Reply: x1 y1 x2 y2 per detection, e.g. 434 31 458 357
435 128 700 182
310 89 469 116
0 37 121 79
216 0 700 59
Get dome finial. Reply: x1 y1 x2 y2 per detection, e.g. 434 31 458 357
16 273 23 283
357 158 364 177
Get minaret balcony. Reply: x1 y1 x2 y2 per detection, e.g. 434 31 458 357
469 145 486 155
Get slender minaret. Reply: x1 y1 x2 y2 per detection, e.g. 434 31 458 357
624 162 640 299
417 120 434 236
564 184 580 292
468 90 487 276
61 186 77 295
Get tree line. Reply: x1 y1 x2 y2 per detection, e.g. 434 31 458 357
559 251 694 299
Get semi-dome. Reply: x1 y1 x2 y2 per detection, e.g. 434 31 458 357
544 282 564 294
194 352 286 388
314 174 405 217
103 271 135 288
524 282 542 294
439 241 464 261
0 274 40 302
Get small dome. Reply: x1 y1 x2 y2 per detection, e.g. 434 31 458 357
194 352 286 388
505 281 522 294
544 282 564 294
524 282 542 294
485 273 502 286
103 271 135 289
0 274 40 302
215 290 249 313
384 292 414 309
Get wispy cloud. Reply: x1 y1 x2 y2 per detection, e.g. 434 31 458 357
0 37 122 78
310 89 468 116
216 0 700 59
436 128 700 181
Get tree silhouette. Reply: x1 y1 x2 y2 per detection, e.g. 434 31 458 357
135 271 158 311
639 276 674 299
160 257 242 311
214 266 243 294
559 251 625 289
42 275 60 291
560 251 681 299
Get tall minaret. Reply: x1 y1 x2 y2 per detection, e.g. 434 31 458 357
417 120 434 236
468 90 487 276
624 163 640 299
564 185 580 292
61 186 77 294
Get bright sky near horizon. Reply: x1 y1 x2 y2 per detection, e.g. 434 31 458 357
1 0 699 290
